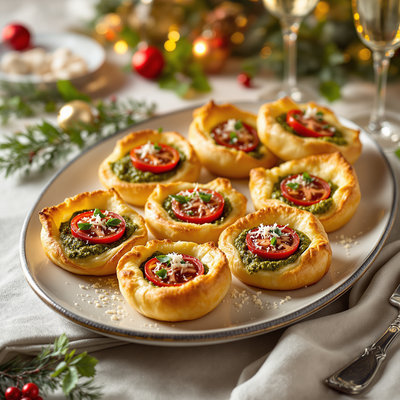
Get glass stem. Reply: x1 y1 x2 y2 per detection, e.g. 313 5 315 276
280 18 301 95
369 50 393 132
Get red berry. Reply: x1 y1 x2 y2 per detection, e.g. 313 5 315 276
5 386 22 400
237 72 252 88
132 46 165 80
1 23 31 51
21 398 33 400
36 397 43 400
22 383 39 399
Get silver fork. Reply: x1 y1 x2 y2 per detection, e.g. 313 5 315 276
325 282 400 394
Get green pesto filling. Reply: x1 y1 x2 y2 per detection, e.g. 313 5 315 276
234 228 311 274
139 251 209 287
59 209 138 259
162 194 233 225
109 148 186 183
211 137 264 159
276 113 348 146
271 174 338 215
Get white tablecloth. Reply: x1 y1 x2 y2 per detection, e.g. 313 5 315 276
2 2 400 399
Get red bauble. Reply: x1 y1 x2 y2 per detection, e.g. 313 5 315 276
21 383 39 399
132 46 165 79
5 387 22 400
237 72 252 88
1 23 31 51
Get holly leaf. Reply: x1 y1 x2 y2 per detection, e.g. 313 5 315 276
62 366 79 394
74 355 98 377
319 81 341 102
57 80 91 103
51 361 68 377
120 26 140 48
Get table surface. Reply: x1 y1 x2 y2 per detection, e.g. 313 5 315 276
2 2 400 399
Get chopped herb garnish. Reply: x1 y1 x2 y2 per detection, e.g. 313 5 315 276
287 182 299 190
187 210 194 215
170 194 190 204
303 172 312 183
316 111 324 117
230 131 238 143
293 113 299 119
271 237 277 246
234 120 243 130
93 208 106 218
154 142 162 151
106 218 121 227
78 222 92 230
156 255 171 265
199 192 212 203
322 124 329 130
180 260 186 264
273 227 282 236
158 127 163 133
156 268 167 279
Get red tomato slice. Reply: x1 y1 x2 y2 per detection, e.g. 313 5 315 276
281 174 331 206
246 225 300 260
70 210 126 244
145 254 204 287
171 188 225 224
130 142 180 173
212 120 259 152
286 109 334 138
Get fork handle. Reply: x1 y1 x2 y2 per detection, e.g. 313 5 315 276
325 315 400 395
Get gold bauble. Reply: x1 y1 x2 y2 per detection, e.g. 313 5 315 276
57 100 94 131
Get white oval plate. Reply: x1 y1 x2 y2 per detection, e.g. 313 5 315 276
0 32 105 84
20 102 397 346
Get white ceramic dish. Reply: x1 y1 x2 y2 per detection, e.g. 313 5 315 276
20 102 397 346
0 32 105 84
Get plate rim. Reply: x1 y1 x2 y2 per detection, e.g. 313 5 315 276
19 101 398 345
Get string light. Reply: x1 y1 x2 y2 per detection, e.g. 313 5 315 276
358 48 371 60
231 32 244 44
164 40 176 51
168 31 180 42
314 1 329 19
114 40 128 54
357 26 363 33
193 40 208 56
235 15 247 28
95 23 108 35
354 13 360 20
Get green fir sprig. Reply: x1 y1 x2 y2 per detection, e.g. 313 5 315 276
0 334 102 400
0 82 156 177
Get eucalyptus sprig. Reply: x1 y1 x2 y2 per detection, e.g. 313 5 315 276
0 83 156 177
0 334 102 400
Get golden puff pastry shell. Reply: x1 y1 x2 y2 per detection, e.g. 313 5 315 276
218 203 332 291
144 178 247 244
98 129 201 206
188 101 278 178
257 97 362 164
39 188 148 276
249 152 361 233
116 239 232 321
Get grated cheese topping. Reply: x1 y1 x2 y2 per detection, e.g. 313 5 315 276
156 252 197 283
303 106 320 120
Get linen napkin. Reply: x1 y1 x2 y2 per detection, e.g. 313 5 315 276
231 239 400 400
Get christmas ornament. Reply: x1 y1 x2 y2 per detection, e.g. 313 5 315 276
132 45 165 79
237 72 252 87
1 23 31 51
57 100 94 131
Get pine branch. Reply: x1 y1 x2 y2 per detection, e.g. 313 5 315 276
0 334 102 400
0 97 156 177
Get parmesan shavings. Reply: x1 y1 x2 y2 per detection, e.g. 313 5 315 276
303 106 319 120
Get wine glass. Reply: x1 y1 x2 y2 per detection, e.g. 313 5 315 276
352 0 400 151
260 0 320 102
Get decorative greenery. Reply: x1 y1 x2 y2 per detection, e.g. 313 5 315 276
0 81 155 177
0 334 102 400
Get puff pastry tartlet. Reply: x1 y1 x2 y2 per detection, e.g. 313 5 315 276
99 129 201 206
145 178 247 244
219 202 332 291
249 152 361 233
257 97 362 164
117 239 231 321
188 101 278 178
39 188 148 275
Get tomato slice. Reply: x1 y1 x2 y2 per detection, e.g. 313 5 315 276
246 224 300 260
130 142 180 173
171 188 225 224
211 119 259 152
145 254 204 287
70 210 126 244
281 173 331 206
286 109 335 138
